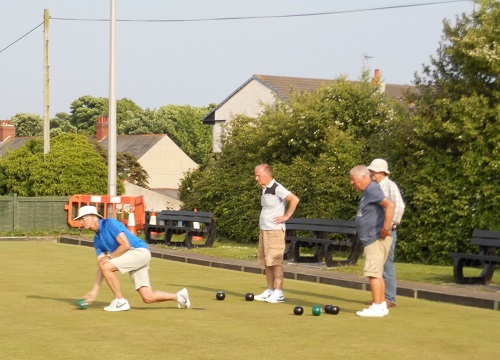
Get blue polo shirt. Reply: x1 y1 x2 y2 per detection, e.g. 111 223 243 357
93 218 148 256
355 181 386 246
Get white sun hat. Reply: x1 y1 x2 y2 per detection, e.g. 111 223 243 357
367 159 390 174
73 205 103 221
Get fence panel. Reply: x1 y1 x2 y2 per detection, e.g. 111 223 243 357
0 195 69 231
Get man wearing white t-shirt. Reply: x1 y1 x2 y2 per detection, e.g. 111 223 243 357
253 164 299 303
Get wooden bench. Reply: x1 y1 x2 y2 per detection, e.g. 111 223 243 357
448 229 500 285
284 218 361 267
145 210 217 249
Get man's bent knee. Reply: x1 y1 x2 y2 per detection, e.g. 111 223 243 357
138 287 154 303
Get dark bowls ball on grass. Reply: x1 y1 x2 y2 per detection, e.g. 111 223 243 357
216 291 226 300
293 306 304 316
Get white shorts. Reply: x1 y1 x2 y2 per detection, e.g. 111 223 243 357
110 247 151 290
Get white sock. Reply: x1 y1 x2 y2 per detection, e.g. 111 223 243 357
275 290 284 297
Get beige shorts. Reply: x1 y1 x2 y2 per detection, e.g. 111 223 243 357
362 237 393 278
258 229 285 266
110 247 151 290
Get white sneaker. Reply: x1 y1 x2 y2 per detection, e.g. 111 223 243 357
177 288 191 309
265 292 285 304
254 290 273 301
103 298 130 312
356 305 387 317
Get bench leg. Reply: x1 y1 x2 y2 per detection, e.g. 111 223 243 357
324 244 334 267
480 263 496 285
164 230 173 246
452 258 466 284
453 258 487 285
184 232 194 249
345 238 362 266
284 241 294 260
204 222 217 247
293 242 321 263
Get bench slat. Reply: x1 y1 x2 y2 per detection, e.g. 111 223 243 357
471 229 500 240
448 252 500 262
470 238 500 247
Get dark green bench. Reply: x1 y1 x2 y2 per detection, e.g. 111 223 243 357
448 230 500 285
284 217 361 267
145 210 217 249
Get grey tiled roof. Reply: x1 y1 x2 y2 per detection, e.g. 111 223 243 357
0 137 36 157
97 134 164 159
0 134 164 160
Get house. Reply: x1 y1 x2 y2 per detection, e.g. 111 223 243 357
0 118 197 202
202 72 415 153
95 117 197 197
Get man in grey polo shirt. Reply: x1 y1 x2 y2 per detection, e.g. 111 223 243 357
350 165 394 317
253 164 299 304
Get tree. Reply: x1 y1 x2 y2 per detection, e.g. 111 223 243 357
11 113 43 137
0 133 124 196
376 0 500 263
69 95 108 135
156 104 214 165
50 112 77 136
69 95 143 135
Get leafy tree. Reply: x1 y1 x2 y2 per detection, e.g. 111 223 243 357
69 95 108 135
69 96 143 135
118 108 166 135
11 113 43 137
156 104 214 165
50 112 77 136
371 0 500 264
0 133 124 196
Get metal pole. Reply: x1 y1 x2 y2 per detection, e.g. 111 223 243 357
43 9 50 155
108 0 117 196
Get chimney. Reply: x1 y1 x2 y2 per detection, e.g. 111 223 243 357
0 120 15 142
371 69 386 93
96 116 109 141
371 69 381 86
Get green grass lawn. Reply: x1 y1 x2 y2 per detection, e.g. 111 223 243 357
1 240 499 360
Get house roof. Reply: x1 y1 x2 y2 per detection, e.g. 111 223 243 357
202 74 416 124
0 134 164 160
97 134 164 159
0 136 37 157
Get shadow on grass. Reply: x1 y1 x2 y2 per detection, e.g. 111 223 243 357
26 295 108 308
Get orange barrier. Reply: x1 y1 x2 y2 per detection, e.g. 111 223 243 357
65 194 146 231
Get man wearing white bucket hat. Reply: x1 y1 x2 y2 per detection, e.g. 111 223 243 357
366 159 405 308
75 205 191 312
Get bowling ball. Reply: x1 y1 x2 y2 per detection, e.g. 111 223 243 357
312 305 322 316
216 291 226 300
293 306 304 316
324 304 334 314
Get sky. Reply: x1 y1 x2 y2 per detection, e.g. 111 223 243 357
0 0 475 119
